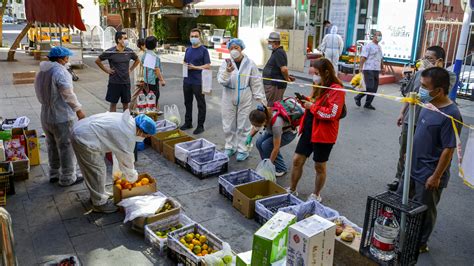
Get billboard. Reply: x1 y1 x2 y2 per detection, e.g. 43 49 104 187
377 0 419 61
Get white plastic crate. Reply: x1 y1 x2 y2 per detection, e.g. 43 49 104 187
188 151 228 179
218 169 264 200
279 199 340 222
144 213 194 256
156 119 177 133
254 193 303 224
174 138 216 164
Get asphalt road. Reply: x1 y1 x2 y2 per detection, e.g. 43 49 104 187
1 23 28 46
75 53 474 265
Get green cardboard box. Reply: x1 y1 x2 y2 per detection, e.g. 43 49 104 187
236 250 252 266
251 211 296 266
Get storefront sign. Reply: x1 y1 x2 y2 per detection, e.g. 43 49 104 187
298 0 308 12
280 32 289 52
377 0 418 61
328 0 349 41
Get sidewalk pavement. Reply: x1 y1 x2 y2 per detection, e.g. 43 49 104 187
1 51 473 266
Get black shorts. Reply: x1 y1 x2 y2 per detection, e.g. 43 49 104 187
106 83 131 104
295 131 334 162
144 82 160 101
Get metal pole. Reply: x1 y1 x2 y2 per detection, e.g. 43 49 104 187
450 3 472 100
400 92 417 247
141 0 146 38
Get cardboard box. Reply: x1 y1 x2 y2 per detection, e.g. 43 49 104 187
132 196 181 230
11 158 30 180
25 130 40 166
162 136 194 162
251 211 296 266
113 173 157 204
232 180 286 219
236 251 252 266
150 129 187 153
11 128 27 156
286 214 336 266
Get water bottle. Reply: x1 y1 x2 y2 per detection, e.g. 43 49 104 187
370 207 399 261
137 92 147 113
146 91 156 112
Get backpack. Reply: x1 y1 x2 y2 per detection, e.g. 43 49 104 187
271 97 304 129
321 92 347 119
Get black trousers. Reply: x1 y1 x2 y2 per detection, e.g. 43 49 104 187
183 83 206 127
355 70 380 105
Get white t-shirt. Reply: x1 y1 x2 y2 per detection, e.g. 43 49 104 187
361 42 383 71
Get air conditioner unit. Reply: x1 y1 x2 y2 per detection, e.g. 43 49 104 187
431 0 441 4
444 0 450 5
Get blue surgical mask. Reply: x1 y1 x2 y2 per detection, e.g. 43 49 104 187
418 87 434 103
267 44 274 50
376 36 382 42
190 37 200 46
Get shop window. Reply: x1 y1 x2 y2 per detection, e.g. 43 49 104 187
240 0 251 27
296 9 307 30
251 0 263 28
372 0 379 24
275 0 294 30
263 0 275 28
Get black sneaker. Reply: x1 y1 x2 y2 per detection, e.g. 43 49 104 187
364 104 376 110
387 180 399 191
58 176 84 187
193 126 204 135
49 177 59 183
180 123 193 130
354 97 361 107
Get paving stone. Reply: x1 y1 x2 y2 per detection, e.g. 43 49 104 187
70 230 113 258
12 225 37 266
23 196 61 228
31 222 76 262
54 193 87 220
64 217 101 237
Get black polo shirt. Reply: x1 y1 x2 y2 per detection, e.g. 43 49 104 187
262 47 288 89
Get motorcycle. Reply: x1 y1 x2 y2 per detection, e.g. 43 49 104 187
66 63 79 81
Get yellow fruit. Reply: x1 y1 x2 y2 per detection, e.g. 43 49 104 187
199 235 207 244
207 247 213 253
192 239 201 246
188 243 194 250
135 182 142 187
125 183 133 190
193 245 201 254
202 250 208 255
185 234 193 243
195 233 201 239
197 253 202 257
115 184 122 190
202 244 208 250
180 238 186 245
141 177 150 185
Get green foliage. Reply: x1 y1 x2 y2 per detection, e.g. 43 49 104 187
226 17 237 38
178 17 197 43
153 18 170 43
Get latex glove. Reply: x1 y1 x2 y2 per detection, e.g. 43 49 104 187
245 135 253 146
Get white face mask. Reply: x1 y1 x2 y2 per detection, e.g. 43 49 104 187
123 40 130 47
230 49 241 60
312 74 321 84
376 36 382 42
267 44 274 50
136 136 145 142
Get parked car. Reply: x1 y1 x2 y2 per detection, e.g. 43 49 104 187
197 23 216 48
2 15 15 24
211 29 232 47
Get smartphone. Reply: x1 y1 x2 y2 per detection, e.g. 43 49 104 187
225 58 232 66
294 92 305 101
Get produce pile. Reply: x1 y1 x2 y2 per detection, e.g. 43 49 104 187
158 201 173 213
179 233 216 257
334 218 358 242
154 224 183 238
113 173 152 190
251 195 264 200
0 167 6 174
165 132 183 140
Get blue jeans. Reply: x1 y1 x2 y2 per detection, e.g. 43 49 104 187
256 131 297 173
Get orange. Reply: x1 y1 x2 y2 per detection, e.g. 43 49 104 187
192 239 201 246
115 184 122 190
135 182 142 187
197 253 202 257
124 183 132 190
121 179 128 186
188 243 194 250
202 244 208 250
141 177 150 185
201 250 208 256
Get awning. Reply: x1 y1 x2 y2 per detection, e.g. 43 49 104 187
193 0 239 10
150 6 184 16
25 0 86 31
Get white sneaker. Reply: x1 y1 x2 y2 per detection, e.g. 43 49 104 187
285 187 298 197
275 171 286 177
307 193 322 202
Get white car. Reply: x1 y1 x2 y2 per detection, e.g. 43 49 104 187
2 15 15 24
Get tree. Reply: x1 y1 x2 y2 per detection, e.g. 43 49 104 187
7 22 32 61
0 0 8 47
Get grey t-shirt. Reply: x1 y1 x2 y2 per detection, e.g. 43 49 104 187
265 111 292 137
403 70 457 125
411 103 462 188
99 47 138 84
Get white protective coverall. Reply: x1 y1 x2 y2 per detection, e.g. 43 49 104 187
320 26 344 72
71 110 138 206
34 61 82 185
217 55 267 153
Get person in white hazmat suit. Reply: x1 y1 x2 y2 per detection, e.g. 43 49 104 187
217 39 267 161
71 111 156 213
34 46 86 186
319 26 344 73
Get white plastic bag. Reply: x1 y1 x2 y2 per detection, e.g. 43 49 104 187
461 129 474 187
164 104 181 126
202 242 234 266
117 193 167 223
256 159 276 182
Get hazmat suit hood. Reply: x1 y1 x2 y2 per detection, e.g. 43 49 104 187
330 25 338 35
39 61 62 72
